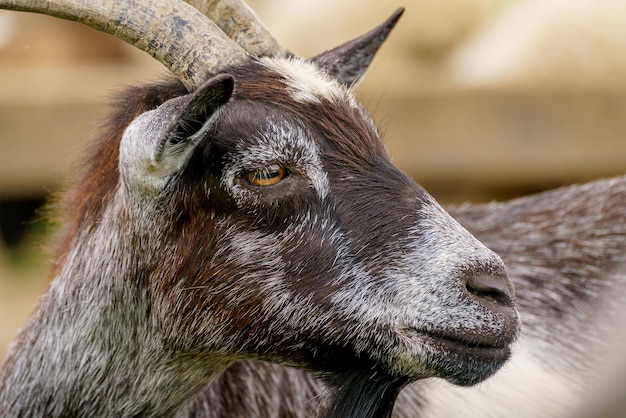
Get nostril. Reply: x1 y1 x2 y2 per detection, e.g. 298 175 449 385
465 273 515 308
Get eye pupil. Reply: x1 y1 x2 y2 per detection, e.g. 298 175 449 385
247 165 286 187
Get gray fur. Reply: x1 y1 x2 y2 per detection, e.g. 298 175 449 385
1 198 230 416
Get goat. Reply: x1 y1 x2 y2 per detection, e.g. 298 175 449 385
0 0 521 416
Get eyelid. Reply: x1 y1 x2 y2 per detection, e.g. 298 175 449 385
246 165 287 187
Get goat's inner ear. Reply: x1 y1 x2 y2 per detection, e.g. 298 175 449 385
119 74 235 197
167 74 235 144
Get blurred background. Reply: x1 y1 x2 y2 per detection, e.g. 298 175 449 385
0 0 625 414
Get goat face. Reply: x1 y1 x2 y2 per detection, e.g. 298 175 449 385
116 54 520 391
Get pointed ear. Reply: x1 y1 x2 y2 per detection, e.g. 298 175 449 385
156 74 234 166
120 74 234 197
310 8 404 87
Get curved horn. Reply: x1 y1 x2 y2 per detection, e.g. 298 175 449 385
185 0 286 57
0 0 249 91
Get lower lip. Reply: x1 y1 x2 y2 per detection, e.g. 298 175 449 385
402 329 512 361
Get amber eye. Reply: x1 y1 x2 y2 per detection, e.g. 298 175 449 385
246 165 287 187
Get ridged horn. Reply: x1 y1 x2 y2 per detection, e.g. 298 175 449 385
0 0 249 91
185 0 286 57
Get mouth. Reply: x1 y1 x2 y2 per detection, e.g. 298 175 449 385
420 330 512 360
397 327 515 385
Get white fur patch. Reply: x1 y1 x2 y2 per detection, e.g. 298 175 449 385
261 56 356 106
